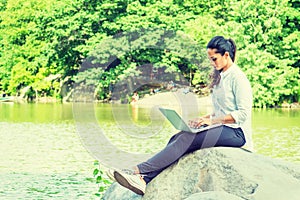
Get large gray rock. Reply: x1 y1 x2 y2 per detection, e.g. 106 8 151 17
103 147 300 200
185 191 243 200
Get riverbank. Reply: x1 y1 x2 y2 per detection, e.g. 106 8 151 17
132 90 300 109
3 90 300 109
133 89 212 108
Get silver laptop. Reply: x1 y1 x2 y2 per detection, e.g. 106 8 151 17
159 107 222 133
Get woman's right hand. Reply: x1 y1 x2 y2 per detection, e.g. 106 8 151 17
188 116 211 128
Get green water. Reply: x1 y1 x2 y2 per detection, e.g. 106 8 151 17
252 108 300 163
0 103 299 199
0 103 97 200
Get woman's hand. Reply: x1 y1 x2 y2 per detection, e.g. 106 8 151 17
188 115 211 128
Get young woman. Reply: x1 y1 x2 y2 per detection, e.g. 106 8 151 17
108 36 253 195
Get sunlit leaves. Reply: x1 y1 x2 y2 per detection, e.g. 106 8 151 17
0 0 298 106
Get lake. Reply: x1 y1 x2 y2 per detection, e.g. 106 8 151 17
0 102 299 199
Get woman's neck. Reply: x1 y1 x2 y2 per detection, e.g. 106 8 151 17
222 60 234 72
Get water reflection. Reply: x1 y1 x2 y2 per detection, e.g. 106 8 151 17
0 103 74 123
252 108 300 163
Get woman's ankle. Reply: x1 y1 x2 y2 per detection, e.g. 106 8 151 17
133 166 140 174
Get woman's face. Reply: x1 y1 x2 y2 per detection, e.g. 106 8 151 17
207 48 230 72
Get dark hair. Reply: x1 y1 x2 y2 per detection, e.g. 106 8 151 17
206 36 237 89
206 36 236 61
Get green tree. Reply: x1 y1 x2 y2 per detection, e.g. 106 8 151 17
0 0 105 98
0 0 298 106
183 0 299 107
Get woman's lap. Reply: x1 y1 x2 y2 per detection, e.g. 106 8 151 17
186 125 246 153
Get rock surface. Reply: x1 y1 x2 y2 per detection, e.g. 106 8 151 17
185 191 243 200
103 147 300 200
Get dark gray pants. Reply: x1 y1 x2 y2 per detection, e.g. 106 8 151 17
137 125 246 184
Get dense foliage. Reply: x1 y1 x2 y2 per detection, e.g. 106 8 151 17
0 0 299 107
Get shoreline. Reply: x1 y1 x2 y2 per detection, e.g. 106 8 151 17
3 92 300 109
